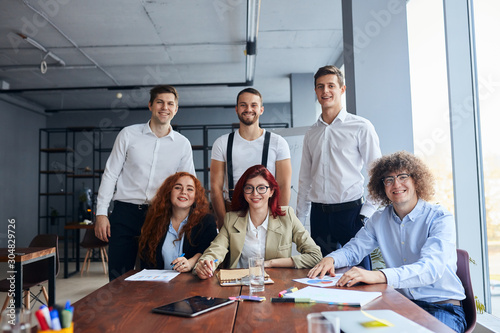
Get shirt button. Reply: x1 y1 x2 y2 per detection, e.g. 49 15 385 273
403 259 407 262
401 241 404 245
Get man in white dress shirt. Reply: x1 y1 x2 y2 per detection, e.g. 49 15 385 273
296 66 381 269
95 85 195 281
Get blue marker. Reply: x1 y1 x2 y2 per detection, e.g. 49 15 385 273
50 309 62 330
171 253 186 267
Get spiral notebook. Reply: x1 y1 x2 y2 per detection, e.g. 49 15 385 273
216 269 274 286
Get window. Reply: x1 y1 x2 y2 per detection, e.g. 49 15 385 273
407 0 455 214
473 0 500 317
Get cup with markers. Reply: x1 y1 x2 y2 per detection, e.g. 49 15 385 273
36 301 74 333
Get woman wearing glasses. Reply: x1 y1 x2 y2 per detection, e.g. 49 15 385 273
195 164 321 279
138 172 217 272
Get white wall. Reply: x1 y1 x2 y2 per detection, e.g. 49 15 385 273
343 0 414 155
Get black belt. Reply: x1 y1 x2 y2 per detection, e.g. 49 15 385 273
434 299 462 306
312 198 364 213
114 201 149 210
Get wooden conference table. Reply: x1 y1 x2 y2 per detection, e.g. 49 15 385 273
0 247 56 308
72 268 454 333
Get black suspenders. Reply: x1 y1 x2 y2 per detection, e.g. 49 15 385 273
227 131 271 199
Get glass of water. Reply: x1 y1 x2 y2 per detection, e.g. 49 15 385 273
248 256 265 293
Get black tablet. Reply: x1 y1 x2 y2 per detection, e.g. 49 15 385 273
152 296 234 317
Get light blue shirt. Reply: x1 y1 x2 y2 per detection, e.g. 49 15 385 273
161 217 188 270
328 199 465 303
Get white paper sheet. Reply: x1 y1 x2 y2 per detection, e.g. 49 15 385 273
124 269 180 282
284 286 381 306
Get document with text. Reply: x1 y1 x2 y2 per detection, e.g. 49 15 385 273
125 269 180 282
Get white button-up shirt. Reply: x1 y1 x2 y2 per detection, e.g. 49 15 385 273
238 213 269 268
96 122 195 215
296 108 381 222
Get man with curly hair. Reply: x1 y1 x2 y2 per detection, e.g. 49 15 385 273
308 151 467 333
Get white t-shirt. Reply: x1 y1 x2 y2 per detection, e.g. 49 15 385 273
211 129 290 198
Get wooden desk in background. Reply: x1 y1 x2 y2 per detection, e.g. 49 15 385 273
0 247 56 308
72 268 454 333
63 223 94 278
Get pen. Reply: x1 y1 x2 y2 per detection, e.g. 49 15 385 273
171 253 185 267
211 259 218 274
271 298 315 303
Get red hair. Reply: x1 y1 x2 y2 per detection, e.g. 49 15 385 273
139 172 210 265
230 165 285 218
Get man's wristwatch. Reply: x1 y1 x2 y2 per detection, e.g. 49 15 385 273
359 214 368 225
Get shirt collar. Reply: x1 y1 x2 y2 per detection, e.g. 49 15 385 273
406 199 425 222
143 120 175 140
247 212 269 233
390 198 424 223
318 107 347 125
168 215 189 235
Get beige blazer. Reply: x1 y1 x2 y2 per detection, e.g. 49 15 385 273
198 206 322 269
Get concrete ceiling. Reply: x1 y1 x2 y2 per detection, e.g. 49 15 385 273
0 0 343 113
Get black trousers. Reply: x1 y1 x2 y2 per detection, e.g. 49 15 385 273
108 201 149 281
310 202 371 270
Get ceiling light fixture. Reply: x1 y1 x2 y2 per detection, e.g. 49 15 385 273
17 33 66 73
245 0 261 85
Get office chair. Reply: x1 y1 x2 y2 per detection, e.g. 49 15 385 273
80 228 108 276
456 248 476 333
0 234 59 311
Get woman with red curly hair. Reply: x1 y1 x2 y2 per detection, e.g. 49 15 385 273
139 172 217 272
194 165 321 279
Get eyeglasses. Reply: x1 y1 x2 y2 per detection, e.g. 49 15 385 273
243 185 270 194
381 173 411 187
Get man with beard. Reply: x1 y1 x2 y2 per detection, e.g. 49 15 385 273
210 88 292 229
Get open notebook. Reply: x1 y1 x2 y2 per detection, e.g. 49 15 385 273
216 269 274 286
